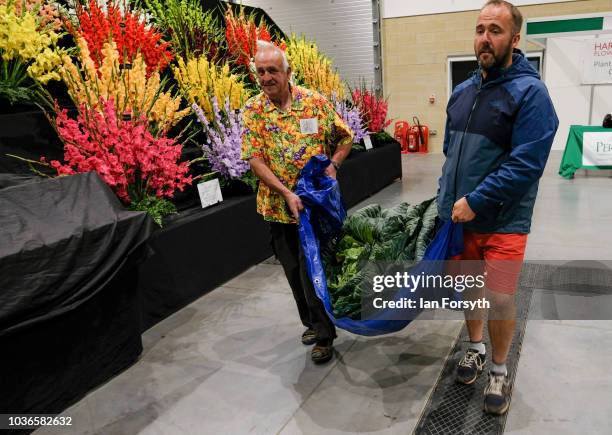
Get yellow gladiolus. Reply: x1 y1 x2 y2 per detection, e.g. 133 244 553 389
27 47 62 84
61 37 189 135
285 34 345 99
0 4 63 83
173 55 252 122
0 0 61 30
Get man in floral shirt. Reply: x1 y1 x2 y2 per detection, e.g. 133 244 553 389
242 40 353 364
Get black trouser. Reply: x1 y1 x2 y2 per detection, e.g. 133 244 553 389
269 222 336 342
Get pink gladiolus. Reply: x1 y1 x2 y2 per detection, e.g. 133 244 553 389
48 98 192 204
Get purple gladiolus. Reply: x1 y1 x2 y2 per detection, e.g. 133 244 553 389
192 99 250 179
334 98 368 144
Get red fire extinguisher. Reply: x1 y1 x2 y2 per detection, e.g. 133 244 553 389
407 126 419 152
394 121 411 153
409 116 429 153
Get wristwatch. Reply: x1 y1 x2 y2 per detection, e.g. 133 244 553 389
331 160 341 171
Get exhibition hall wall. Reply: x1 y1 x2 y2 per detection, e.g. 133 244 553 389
241 0 376 89
381 0 612 153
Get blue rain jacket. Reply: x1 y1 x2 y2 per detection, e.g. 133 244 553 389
438 49 559 234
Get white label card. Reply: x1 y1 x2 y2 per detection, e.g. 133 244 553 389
197 179 223 209
364 134 373 150
300 118 318 134
583 132 612 166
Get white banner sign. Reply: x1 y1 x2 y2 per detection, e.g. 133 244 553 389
197 179 223 208
582 38 612 84
583 132 612 166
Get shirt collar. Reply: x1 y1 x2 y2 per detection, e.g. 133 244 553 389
262 84 306 113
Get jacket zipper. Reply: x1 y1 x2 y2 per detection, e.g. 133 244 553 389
452 77 482 202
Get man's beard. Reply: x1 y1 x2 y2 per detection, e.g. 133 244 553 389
477 42 513 71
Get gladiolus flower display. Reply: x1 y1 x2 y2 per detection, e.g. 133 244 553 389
0 1 64 105
5 0 398 221
224 6 284 82
140 0 223 61
0 0 62 30
49 97 192 223
333 97 368 144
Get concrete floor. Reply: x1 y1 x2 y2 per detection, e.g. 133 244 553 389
36 151 612 435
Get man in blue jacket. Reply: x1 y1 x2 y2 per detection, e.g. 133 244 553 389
438 0 558 415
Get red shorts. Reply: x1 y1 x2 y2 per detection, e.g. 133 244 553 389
450 231 527 294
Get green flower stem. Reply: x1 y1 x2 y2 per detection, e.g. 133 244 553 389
6 154 52 178
192 171 218 182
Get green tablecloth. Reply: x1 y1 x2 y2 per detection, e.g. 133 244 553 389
559 125 612 179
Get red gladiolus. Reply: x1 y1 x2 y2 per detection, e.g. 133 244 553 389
74 0 173 76
352 88 392 133
49 98 191 204
224 7 283 81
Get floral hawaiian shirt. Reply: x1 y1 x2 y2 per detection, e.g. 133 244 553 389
241 85 353 224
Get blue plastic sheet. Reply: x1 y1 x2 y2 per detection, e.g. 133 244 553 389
296 155 464 336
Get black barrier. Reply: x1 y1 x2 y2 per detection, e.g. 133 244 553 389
0 173 153 417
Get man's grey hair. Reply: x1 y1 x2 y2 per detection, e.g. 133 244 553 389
255 40 290 72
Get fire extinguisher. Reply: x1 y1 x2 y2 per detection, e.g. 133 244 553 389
394 121 411 153
410 116 429 153
407 127 419 152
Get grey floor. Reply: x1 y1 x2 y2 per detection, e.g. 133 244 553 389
36 152 612 435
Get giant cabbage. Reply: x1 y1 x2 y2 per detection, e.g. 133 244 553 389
323 197 438 318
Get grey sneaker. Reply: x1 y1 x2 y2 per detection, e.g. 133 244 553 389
456 349 486 385
484 372 511 415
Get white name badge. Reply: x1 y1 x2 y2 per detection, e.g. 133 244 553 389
197 179 223 209
300 118 318 134
364 134 373 150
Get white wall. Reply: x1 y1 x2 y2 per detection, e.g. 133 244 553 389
383 0 577 19
544 37 612 150
545 38 590 150
241 0 376 89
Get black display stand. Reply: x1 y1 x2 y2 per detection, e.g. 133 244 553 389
0 142 402 424
138 195 272 331
339 140 402 209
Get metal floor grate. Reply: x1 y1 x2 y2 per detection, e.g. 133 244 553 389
414 283 534 435
412 260 610 434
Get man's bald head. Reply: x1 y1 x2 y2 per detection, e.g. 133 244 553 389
255 40 289 72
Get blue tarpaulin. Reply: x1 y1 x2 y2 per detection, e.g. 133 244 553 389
296 155 464 336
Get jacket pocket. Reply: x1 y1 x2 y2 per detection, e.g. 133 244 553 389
474 200 504 222
496 200 514 222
